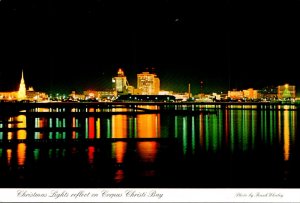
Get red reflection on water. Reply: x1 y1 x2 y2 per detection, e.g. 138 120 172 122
88 108 95 139
88 146 95 164
88 117 95 139
114 169 124 183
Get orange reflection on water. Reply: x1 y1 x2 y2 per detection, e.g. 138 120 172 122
114 142 127 163
283 110 290 161
7 149 12 166
137 141 158 162
136 113 159 162
72 117 78 139
137 113 160 138
112 115 127 138
17 143 26 166
112 141 127 183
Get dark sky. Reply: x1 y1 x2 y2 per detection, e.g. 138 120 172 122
1 0 300 95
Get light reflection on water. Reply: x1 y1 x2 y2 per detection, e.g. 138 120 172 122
0 108 297 160
0 106 299 187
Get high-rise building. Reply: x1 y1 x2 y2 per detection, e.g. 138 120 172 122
112 68 130 95
17 70 27 100
137 71 160 95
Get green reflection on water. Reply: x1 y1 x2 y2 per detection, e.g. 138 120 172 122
251 110 256 150
211 114 219 152
191 117 195 154
182 117 187 155
33 148 40 161
270 111 274 145
85 118 88 139
174 117 178 138
107 119 111 138
230 109 235 152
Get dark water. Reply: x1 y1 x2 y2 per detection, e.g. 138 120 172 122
0 105 300 188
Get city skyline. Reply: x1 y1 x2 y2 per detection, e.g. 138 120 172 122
0 68 297 100
1 0 300 94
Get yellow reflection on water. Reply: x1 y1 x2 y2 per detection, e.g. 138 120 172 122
17 130 27 140
7 132 13 140
283 110 290 161
17 115 27 139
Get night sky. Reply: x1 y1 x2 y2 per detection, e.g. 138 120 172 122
1 0 300 95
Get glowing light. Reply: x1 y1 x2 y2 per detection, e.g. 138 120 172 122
136 112 159 162
114 169 124 183
283 110 290 161
17 143 26 166
6 149 12 166
112 115 127 138
88 146 95 164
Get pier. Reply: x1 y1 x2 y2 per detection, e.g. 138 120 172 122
0 101 298 144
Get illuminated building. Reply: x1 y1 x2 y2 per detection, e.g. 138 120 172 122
243 88 258 100
17 69 27 100
227 89 243 100
137 71 160 95
112 68 131 95
278 84 296 99
258 86 278 100
26 87 48 102
0 70 48 101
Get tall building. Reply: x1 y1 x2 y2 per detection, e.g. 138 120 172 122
137 71 160 95
17 70 27 100
0 70 48 101
112 68 130 95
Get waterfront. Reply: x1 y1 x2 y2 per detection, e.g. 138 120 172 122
0 103 300 188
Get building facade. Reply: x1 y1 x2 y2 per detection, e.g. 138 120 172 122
277 84 296 99
137 71 160 95
112 68 130 95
